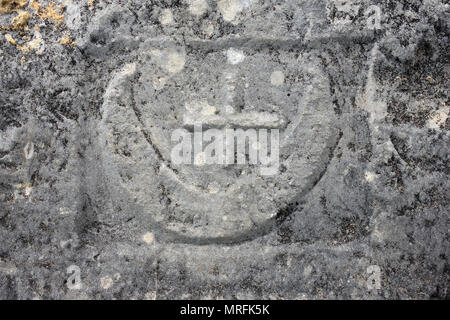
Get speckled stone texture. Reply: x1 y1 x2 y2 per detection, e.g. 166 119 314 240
0 0 448 300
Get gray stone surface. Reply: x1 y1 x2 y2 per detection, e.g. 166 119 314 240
0 0 448 299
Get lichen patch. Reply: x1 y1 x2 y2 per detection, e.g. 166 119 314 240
59 35 75 46
166 52 185 73
217 0 242 23
0 1 74 53
28 0 38 11
142 232 155 244
188 0 208 16
34 1 64 24
4 33 16 44
0 0 28 14
11 10 30 29
100 276 113 290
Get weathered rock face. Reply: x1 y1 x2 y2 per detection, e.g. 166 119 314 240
0 0 448 300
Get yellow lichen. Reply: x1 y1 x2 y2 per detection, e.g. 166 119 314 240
4 33 16 44
0 0 28 14
88 0 94 7
29 37 39 48
59 35 69 44
59 35 75 46
28 0 39 12
16 37 39 52
32 1 64 24
11 10 30 29
1 1 70 53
